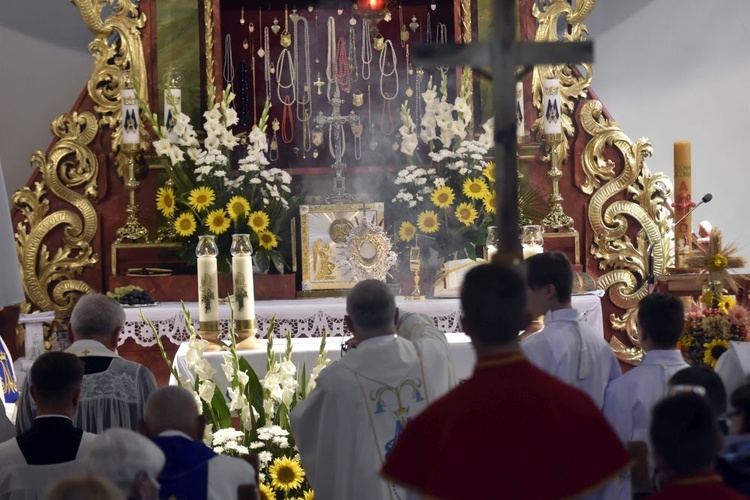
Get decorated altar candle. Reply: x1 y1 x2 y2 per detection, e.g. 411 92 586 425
522 245 543 260
163 68 183 143
196 235 220 329
673 141 693 254
121 72 140 145
231 234 256 330
516 81 525 139
542 78 562 136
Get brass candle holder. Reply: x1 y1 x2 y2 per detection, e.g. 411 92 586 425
198 321 224 351
405 245 424 300
236 318 262 350
541 134 574 230
114 143 149 243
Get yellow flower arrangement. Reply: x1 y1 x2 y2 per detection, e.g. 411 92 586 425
483 191 496 215
708 253 729 272
188 186 216 211
226 196 250 220
303 490 314 500
156 186 176 217
417 211 440 234
206 209 231 235
269 456 306 492
258 483 275 500
142 89 300 273
431 186 455 208
456 202 478 226
174 213 197 237
399 221 417 242
462 178 489 200
482 161 495 183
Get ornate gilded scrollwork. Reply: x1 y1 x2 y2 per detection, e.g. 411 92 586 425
13 112 100 319
72 0 147 149
580 100 673 363
531 0 595 159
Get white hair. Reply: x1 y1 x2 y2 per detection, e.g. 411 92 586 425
70 294 126 340
85 428 165 496
144 386 200 436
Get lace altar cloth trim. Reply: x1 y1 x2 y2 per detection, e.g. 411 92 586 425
119 295 602 347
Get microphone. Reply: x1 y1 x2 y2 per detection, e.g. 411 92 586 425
647 193 712 285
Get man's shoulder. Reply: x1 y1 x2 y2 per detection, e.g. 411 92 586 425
209 453 255 478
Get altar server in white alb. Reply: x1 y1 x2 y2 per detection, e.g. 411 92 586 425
291 279 457 500
521 251 621 409
716 341 750 411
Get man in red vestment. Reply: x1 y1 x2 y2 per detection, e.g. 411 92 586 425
381 263 632 499
650 392 745 499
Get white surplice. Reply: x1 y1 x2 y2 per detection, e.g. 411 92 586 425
291 313 456 500
15 339 157 434
0 160 24 308
716 341 750 410
521 308 621 408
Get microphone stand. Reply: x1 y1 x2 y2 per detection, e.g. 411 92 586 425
647 195 712 286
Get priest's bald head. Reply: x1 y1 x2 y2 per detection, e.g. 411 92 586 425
460 263 526 352
345 279 398 341
141 386 203 440
69 294 126 350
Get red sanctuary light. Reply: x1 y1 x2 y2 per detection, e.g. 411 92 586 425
357 0 386 10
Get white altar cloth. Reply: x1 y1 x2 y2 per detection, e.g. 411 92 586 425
122 294 604 347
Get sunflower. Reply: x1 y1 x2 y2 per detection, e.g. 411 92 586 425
462 178 489 200
430 186 455 209
455 202 478 226
258 230 279 250
303 490 314 500
248 211 270 232
399 221 417 242
188 186 216 211
708 253 729 272
718 295 737 313
226 196 250 220
678 334 694 350
269 456 305 492
703 338 729 368
174 213 196 237
258 483 275 500
155 186 176 217
206 209 231 235
416 211 440 234
483 161 496 183
483 191 496 214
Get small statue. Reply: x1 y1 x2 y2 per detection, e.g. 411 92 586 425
313 240 336 281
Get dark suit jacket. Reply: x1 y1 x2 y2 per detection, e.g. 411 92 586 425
16 416 83 465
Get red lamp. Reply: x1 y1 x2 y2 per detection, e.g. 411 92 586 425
354 0 390 35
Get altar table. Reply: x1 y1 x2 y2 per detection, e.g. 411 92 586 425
123 294 604 347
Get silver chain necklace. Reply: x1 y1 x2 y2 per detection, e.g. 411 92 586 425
361 20 373 80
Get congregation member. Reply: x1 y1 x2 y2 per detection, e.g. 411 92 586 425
715 340 750 410
140 386 256 499
650 393 745 499
382 264 631 499
717 383 750 495
0 352 95 465
291 279 456 500
16 294 157 434
45 475 125 500
521 251 620 408
668 365 728 420
86 428 165 500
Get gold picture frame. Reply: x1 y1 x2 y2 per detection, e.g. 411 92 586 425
300 203 385 291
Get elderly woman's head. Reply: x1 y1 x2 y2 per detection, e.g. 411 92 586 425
85 428 165 500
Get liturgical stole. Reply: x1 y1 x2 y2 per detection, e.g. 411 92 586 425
152 435 216 500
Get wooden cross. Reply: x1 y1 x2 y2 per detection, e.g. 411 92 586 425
413 0 593 260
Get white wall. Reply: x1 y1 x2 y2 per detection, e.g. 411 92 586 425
2 1 749 268
586 0 750 269
0 1 91 200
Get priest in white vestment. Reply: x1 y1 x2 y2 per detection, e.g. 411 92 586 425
716 341 750 411
521 252 620 409
16 294 157 434
291 280 457 500
602 292 690 499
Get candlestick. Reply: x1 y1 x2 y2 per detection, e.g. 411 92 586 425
521 225 544 259
121 71 140 145
540 132 574 230
231 234 261 350
163 68 183 144
405 245 424 300
542 78 562 135
516 81 525 141
673 141 694 267
196 236 222 350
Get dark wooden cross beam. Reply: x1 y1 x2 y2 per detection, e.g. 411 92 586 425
413 0 593 261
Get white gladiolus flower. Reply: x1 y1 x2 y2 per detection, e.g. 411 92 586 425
224 107 239 127
153 138 172 157
204 107 222 123
401 134 418 156
198 380 215 402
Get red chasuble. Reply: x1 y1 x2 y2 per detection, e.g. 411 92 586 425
650 473 746 499
381 351 632 499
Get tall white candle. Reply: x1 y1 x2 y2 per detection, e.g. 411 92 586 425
121 87 140 145
542 78 562 135
164 88 182 143
197 255 220 325
515 81 525 138
232 254 256 321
